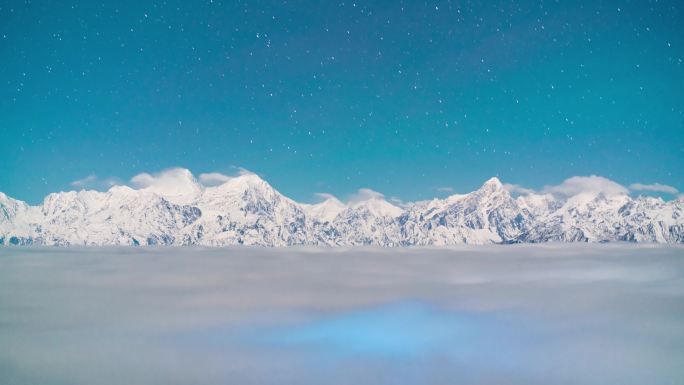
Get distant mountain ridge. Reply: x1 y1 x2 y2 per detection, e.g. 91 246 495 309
1 174 683 246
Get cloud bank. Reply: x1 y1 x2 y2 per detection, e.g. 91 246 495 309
0 245 682 385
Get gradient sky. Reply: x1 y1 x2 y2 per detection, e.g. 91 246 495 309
1 0 683 204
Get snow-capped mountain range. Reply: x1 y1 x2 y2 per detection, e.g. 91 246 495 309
1 170 683 246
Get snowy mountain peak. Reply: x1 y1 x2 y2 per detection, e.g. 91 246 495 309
108 185 137 196
202 173 284 206
351 197 403 218
304 196 347 223
479 177 504 192
1 174 682 246
225 172 270 189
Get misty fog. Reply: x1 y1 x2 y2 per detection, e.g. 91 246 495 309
1 244 683 385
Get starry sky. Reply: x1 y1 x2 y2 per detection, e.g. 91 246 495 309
1 0 683 204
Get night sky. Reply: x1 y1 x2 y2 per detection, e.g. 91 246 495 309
1 0 683 204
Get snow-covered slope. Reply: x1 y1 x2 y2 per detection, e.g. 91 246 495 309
400 177 531 245
34 186 201 246
302 196 347 223
0 192 40 245
321 197 404 246
1 175 683 246
181 173 308 246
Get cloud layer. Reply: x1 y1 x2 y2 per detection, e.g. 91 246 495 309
1 245 682 385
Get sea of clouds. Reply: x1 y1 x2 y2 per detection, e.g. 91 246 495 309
1 244 683 385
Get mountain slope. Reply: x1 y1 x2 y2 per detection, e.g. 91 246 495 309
181 174 308 246
1 175 682 246
400 177 531 245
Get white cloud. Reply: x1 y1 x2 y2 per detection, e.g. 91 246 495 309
235 167 255 176
389 196 412 208
196 167 258 187
102 177 123 187
503 183 536 195
437 186 454 193
129 173 154 188
348 188 385 204
130 168 200 197
629 183 679 194
70 174 98 188
198 172 232 186
130 168 192 188
70 175 122 190
542 175 629 197
502 177 678 198
313 192 338 202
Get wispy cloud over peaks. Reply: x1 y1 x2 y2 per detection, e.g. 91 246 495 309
313 192 341 202
130 168 201 200
198 172 232 186
629 183 679 194
503 183 536 195
130 168 195 188
542 175 629 197
192 167 258 187
504 177 678 199
348 188 386 204
70 174 121 190
128 167 261 195
235 167 255 176
70 174 98 188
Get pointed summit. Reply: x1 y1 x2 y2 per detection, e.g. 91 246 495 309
215 171 274 193
107 184 136 196
483 176 503 187
479 177 504 193
200 170 292 215
304 195 347 223
351 198 403 218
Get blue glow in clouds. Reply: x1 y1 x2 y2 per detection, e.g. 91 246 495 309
269 302 510 360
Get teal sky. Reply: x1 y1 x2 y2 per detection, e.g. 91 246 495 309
1 0 683 204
